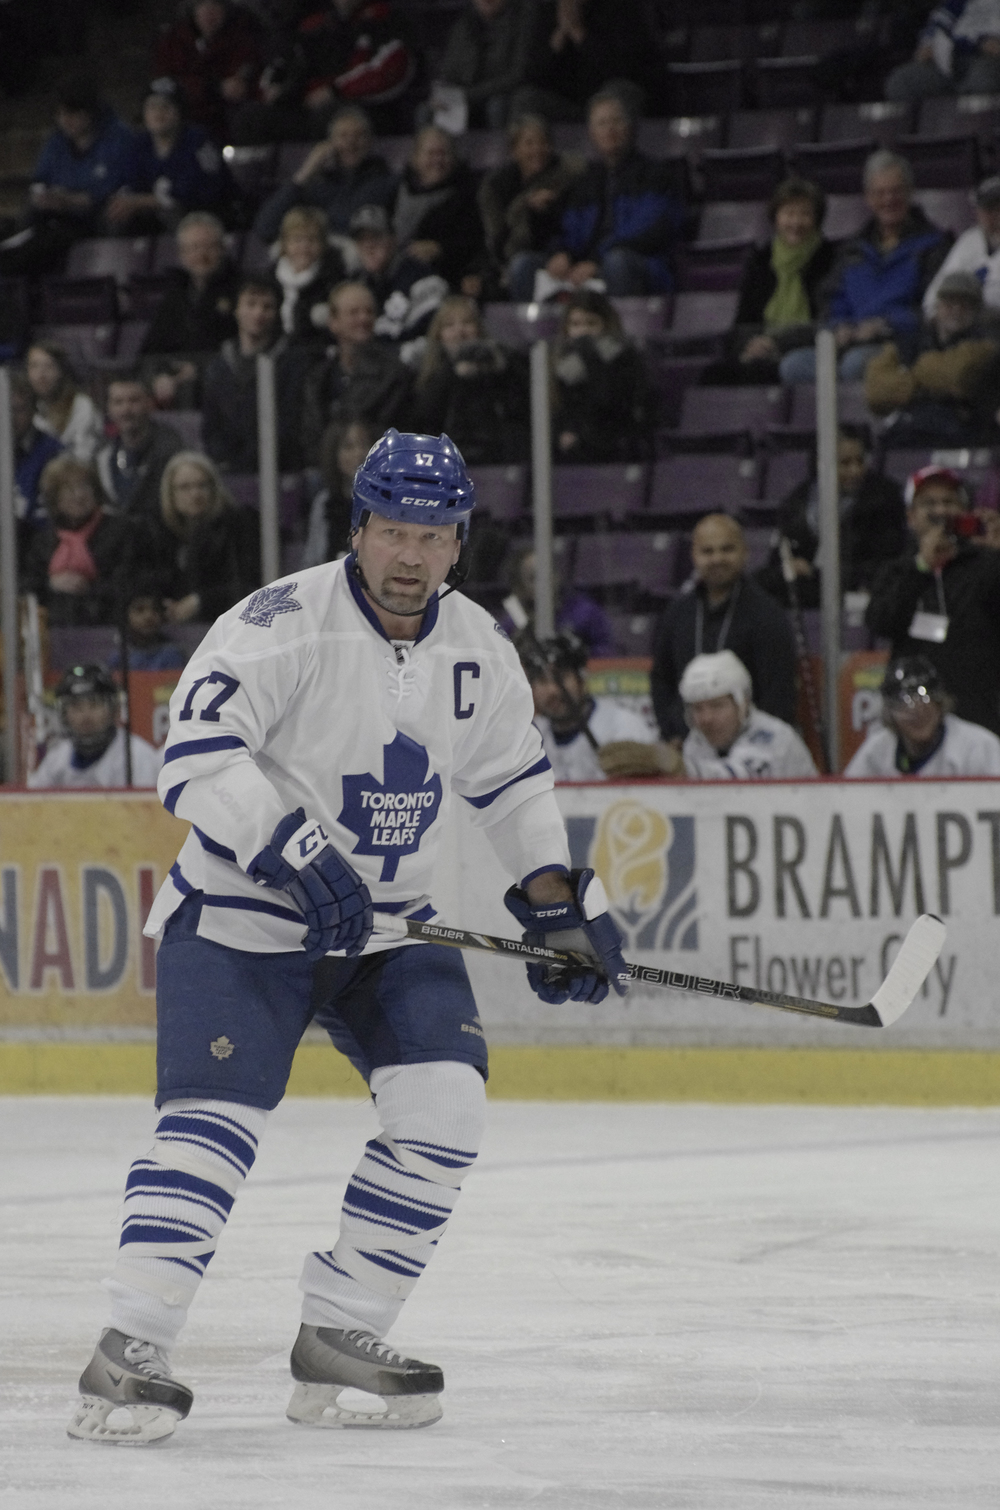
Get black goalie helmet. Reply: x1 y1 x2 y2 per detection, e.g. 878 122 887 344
55 663 119 708
516 630 589 683
880 656 947 708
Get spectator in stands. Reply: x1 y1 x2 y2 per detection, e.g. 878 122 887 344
28 663 162 790
651 513 798 742
347 204 399 308
105 78 229 236
202 275 311 472
481 113 582 301
108 577 188 672
886 1 1000 102
26 343 104 461
252 105 395 242
21 456 130 627
500 541 614 655
140 211 240 409
435 0 538 129
234 0 415 142
301 280 412 463
867 465 1000 734
11 372 62 531
302 416 380 567
388 126 485 296
756 424 907 610
154 0 265 143
701 179 837 387
412 295 529 464
518 629 679 781
865 270 1000 445
96 375 185 519
0 81 133 276
130 451 260 623
551 290 653 463
273 206 346 347
846 655 1000 776
923 175 1000 316
517 0 661 122
679 651 817 781
780 151 952 385
532 89 685 298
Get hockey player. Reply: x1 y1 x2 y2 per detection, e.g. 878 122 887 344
27 663 161 789
845 655 1000 776
518 631 678 781
68 430 628 1444
680 650 817 780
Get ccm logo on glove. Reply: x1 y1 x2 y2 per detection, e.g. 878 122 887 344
281 820 330 867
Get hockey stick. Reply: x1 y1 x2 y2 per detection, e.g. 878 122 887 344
372 912 946 1030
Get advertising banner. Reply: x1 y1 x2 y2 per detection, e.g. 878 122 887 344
0 795 184 1033
435 779 1000 1050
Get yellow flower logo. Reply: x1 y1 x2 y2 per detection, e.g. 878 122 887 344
592 801 672 914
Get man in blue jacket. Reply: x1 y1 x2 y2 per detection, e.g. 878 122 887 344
510 87 685 300
780 149 951 385
0 81 133 275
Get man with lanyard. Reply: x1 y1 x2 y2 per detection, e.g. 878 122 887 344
846 655 1000 776
866 465 1000 735
651 512 798 743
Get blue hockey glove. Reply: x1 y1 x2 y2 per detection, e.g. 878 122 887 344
504 868 629 1005
249 808 373 960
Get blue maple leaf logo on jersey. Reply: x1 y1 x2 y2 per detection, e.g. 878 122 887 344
339 732 443 882
239 582 302 628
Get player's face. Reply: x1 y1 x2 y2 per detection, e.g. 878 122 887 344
532 669 585 723
688 694 743 753
64 695 115 739
887 696 943 752
356 514 461 617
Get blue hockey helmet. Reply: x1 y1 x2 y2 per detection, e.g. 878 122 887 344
351 429 476 532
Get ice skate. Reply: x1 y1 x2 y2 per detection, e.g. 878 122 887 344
286 1323 444 1429
67 1328 193 1445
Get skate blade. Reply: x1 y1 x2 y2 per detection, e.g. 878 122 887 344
286 1382 442 1430
67 1394 180 1445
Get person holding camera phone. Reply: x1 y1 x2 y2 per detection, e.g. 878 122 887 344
412 294 528 464
866 465 1000 734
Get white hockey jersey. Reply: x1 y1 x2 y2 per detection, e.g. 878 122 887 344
145 558 569 953
683 707 817 780
28 728 162 789
844 714 1000 778
536 698 657 782
922 226 1000 316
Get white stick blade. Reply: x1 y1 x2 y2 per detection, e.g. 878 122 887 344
870 914 946 1028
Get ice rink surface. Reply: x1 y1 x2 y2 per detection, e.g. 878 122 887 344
2 1096 998 1510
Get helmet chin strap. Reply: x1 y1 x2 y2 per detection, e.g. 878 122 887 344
350 531 471 617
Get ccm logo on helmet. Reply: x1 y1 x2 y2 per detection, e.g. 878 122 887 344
401 497 435 506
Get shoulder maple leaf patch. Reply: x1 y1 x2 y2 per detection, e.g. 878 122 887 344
239 582 303 628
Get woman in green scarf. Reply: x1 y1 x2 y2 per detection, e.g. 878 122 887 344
700 178 836 386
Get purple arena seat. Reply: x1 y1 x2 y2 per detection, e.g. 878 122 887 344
753 56 820 110
760 445 812 500
696 199 770 243
552 464 648 523
40 276 118 326
820 100 913 144
912 189 977 237
699 145 785 201
788 139 876 195
896 134 980 189
822 194 868 239
224 473 306 529
742 524 774 571
679 384 789 433
168 410 204 451
482 302 560 348
668 290 740 342
646 355 712 427
726 107 816 150
676 237 753 291
65 237 152 284
572 530 679 593
667 61 746 115
605 612 657 656
649 115 725 159
648 452 760 515
918 94 1000 142
688 23 780 62
114 320 151 362
878 447 932 485
124 274 171 320
613 296 671 344
785 382 870 430
781 18 874 56
467 465 527 521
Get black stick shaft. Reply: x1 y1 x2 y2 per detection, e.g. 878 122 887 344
393 917 882 1028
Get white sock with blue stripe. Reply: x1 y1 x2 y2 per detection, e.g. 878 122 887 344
105 1098 267 1350
300 1061 486 1337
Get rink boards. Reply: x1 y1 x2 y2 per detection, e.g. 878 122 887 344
0 784 999 1102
